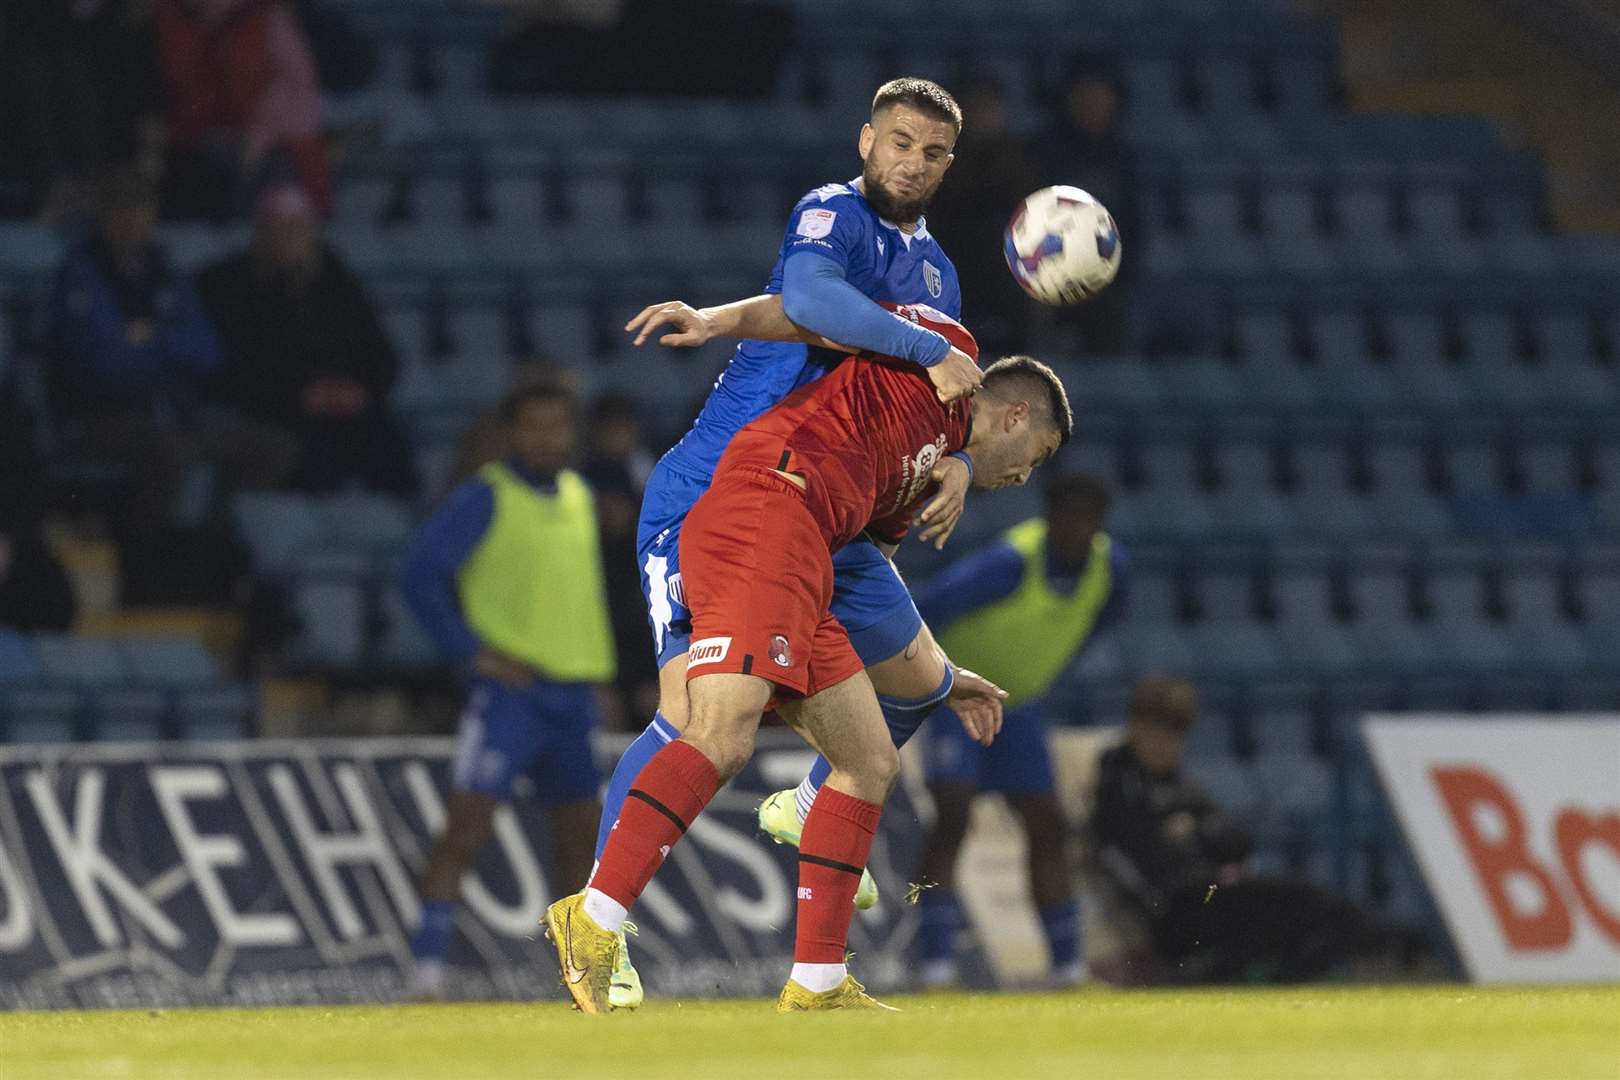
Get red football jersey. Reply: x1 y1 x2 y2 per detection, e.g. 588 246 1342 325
714 304 978 551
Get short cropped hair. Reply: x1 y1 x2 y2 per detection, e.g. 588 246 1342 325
1045 470 1109 516
501 380 575 422
981 355 1073 446
872 77 963 134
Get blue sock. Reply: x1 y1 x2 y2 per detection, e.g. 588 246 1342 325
795 667 954 820
412 898 456 962
594 711 680 859
1039 900 1082 971
917 889 961 965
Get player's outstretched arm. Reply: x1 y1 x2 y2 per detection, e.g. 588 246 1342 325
625 295 848 351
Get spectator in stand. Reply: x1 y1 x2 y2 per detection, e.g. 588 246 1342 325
47 167 222 539
1037 58 1140 356
198 184 418 497
155 0 331 220
0 381 77 634
1088 675 1425 985
922 76 1039 355
579 392 659 726
0 0 163 222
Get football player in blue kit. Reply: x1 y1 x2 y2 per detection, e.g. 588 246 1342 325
590 77 1011 1009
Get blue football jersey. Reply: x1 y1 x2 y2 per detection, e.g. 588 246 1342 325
660 178 962 482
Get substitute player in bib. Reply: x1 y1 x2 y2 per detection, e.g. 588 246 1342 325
548 306 1073 1012
912 471 1130 989
399 383 613 998
592 78 1005 1008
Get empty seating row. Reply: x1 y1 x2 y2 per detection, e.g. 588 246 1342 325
1 684 255 744
0 633 221 689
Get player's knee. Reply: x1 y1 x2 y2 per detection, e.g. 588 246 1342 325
682 713 756 780
861 742 902 795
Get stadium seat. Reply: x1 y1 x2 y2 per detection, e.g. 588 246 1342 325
0 632 44 685
286 552 372 668
1186 756 1268 822
234 494 328 576
2 687 83 743
120 636 219 688
176 685 256 741
37 636 130 688
91 689 171 742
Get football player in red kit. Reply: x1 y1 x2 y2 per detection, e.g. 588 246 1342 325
546 302 1072 1012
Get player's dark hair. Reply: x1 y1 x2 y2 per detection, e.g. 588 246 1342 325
1045 470 1109 517
871 77 963 134
501 380 575 422
981 355 1073 446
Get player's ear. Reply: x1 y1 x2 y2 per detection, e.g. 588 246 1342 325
858 123 875 161
1005 400 1030 431
942 152 955 173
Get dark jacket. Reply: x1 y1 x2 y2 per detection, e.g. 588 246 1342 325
196 244 398 423
1090 741 1252 917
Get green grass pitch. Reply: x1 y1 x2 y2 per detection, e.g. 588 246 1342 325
3 986 1615 1080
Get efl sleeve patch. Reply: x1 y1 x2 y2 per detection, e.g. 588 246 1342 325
796 208 837 239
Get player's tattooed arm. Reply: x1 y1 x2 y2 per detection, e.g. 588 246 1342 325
624 295 849 351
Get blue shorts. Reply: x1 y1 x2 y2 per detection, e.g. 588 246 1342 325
923 702 1056 796
637 458 923 671
450 678 600 804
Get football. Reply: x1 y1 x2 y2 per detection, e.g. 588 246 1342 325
1003 185 1123 305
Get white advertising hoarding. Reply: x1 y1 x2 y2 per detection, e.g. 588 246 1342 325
1362 716 1620 984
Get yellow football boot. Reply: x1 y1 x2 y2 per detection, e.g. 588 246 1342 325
757 789 880 910
543 894 619 1015
776 974 898 1012
608 923 643 1011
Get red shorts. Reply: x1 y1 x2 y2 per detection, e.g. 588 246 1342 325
678 466 863 699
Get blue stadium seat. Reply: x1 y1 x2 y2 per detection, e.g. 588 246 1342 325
121 636 219 688
0 631 44 685
286 551 372 668
1349 569 1442 670
1292 442 1379 537
1187 756 1268 822
234 494 328 576
529 302 594 366
176 685 256 741
1190 618 1288 678
1409 185 1464 238
3 687 83 743
91 689 171 742
37 636 130 688
1123 56 1181 118
449 305 507 357
1197 56 1256 117
1075 358 1165 409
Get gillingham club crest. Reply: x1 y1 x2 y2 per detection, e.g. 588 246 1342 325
922 259 943 298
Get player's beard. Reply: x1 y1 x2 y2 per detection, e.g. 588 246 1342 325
862 165 938 226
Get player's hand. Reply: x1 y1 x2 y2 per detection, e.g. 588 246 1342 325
927 346 983 404
948 666 1007 747
625 301 715 347
917 454 970 549
472 647 536 690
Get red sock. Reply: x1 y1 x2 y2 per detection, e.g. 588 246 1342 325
795 786 882 963
590 740 721 909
